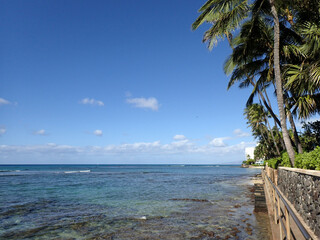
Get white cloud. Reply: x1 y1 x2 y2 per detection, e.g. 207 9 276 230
173 134 187 141
0 127 6 136
0 98 12 105
93 130 103 136
105 141 162 153
233 129 250 138
209 138 227 147
33 129 47 136
0 140 256 155
0 139 257 164
80 98 104 106
164 139 194 151
126 97 159 111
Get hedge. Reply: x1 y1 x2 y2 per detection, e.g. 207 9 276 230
266 146 320 170
294 146 320 170
266 152 291 169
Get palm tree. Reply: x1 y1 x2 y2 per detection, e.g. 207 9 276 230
268 0 295 166
224 16 278 123
224 16 288 150
245 104 280 156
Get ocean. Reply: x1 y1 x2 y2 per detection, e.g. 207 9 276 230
0 165 271 239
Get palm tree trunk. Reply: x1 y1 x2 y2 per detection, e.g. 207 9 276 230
259 91 281 126
286 104 303 153
249 79 281 127
269 0 295 167
265 116 281 156
259 126 269 145
264 88 286 149
257 97 281 156
261 126 278 156
263 88 281 127
273 118 286 150
270 83 298 149
257 83 291 151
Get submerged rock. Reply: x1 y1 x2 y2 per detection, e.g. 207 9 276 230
190 229 215 239
170 198 209 202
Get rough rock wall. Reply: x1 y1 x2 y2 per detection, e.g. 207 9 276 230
277 168 320 237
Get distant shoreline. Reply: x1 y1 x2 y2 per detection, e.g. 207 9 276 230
241 164 264 169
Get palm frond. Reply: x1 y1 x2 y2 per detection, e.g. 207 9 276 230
192 0 249 49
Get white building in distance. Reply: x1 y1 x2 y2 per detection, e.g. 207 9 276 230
245 147 255 160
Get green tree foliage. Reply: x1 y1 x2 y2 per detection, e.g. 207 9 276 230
245 104 283 159
295 147 320 170
266 157 282 169
253 128 285 160
243 158 255 165
300 120 320 151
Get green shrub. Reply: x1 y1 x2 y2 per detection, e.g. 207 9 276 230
280 152 292 167
266 157 281 169
315 147 320 170
310 147 320 170
266 147 320 170
267 152 295 169
294 146 320 170
294 154 303 169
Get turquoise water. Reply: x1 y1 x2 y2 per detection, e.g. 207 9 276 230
0 165 270 239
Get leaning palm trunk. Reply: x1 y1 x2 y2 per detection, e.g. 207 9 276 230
259 126 272 153
261 126 278 157
263 87 281 127
269 0 295 167
259 88 281 127
264 88 286 149
286 104 303 153
273 118 286 149
265 114 281 156
248 78 282 127
249 77 287 151
258 96 281 156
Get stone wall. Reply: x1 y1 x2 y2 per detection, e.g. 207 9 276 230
277 167 320 237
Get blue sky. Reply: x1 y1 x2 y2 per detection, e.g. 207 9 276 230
0 0 261 164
